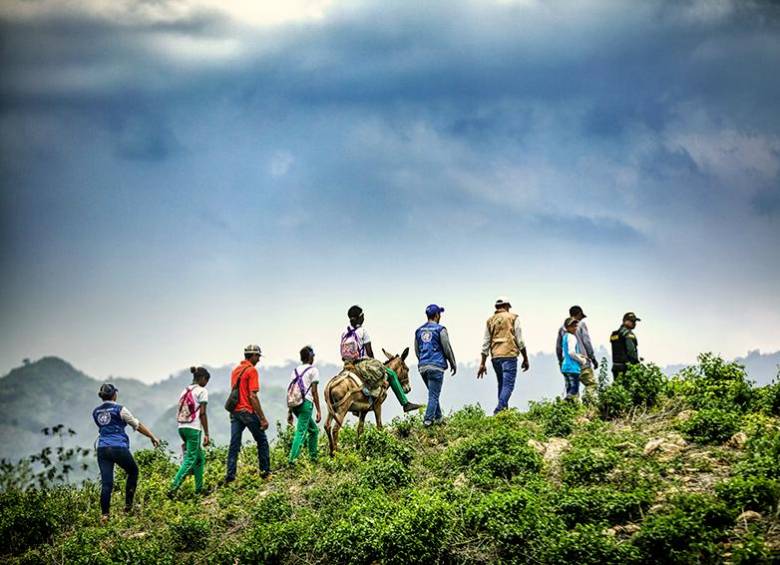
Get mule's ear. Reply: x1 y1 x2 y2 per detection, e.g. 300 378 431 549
401 347 409 361
382 348 394 360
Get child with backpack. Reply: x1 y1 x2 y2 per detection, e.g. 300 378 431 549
169 366 210 496
286 346 321 463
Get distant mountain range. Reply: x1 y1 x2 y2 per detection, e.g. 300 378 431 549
0 350 777 463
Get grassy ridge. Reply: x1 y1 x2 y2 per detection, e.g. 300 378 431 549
1 354 779 564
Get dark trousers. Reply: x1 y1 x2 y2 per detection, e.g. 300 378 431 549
492 357 518 414
226 411 271 480
97 446 138 515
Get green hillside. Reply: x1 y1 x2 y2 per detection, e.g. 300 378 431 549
1 354 779 564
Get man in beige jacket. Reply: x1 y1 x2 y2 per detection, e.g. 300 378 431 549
477 297 530 414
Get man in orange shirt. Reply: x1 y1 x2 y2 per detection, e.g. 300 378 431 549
225 344 271 482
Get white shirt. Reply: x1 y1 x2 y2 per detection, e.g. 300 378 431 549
341 326 371 359
291 364 320 402
178 384 209 430
566 333 588 366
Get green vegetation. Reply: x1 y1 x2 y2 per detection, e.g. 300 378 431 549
1 353 779 563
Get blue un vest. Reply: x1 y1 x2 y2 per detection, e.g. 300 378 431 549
93 402 130 449
561 333 582 375
415 322 447 370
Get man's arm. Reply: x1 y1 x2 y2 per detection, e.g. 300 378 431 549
514 318 530 371
578 323 598 367
311 382 322 423
249 392 268 429
477 324 491 378
555 329 564 367
440 328 457 375
626 335 639 364
364 342 375 358
199 404 209 445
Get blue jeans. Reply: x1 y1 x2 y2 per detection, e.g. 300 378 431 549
563 372 580 399
226 411 270 481
96 446 138 515
421 369 445 423
492 357 518 414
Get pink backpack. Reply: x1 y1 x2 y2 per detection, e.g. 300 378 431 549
176 386 199 424
340 327 364 361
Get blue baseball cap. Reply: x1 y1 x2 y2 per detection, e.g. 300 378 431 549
425 304 445 317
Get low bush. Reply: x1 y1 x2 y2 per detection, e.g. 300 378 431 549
632 493 736 564
449 427 542 485
169 514 210 552
560 446 621 485
751 379 780 417
598 383 633 420
669 353 753 412
526 398 580 437
614 362 667 409
735 427 780 479
549 523 640 564
716 476 780 514
678 407 740 444
359 458 411 490
357 426 413 465
554 484 653 527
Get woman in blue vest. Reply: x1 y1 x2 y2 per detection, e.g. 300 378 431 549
414 304 457 426
560 318 588 401
93 383 160 523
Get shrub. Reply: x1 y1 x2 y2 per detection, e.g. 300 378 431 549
669 353 753 412
560 446 621 485
466 487 564 560
527 398 580 437
449 427 542 485
678 408 740 444
384 490 453 564
598 384 632 420
357 426 413 465
0 487 83 554
735 427 780 479
554 485 653 527
716 476 780 513
169 514 210 552
632 493 735 564
359 458 411 490
549 523 640 564
751 379 780 416
731 530 772 565
614 362 667 409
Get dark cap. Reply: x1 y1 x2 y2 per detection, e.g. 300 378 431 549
623 312 641 322
425 304 445 317
98 383 118 399
569 305 586 318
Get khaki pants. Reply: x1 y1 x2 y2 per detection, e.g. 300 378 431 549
580 367 597 404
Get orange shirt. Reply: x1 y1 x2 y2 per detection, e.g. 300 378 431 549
231 360 260 413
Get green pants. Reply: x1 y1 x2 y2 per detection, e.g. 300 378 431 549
580 367 597 404
289 400 319 462
170 427 205 493
386 367 409 406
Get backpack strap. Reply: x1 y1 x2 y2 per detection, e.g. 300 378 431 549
232 365 251 391
293 366 314 398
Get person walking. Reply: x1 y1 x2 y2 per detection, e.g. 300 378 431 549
556 305 598 403
225 344 271 483
414 304 457 426
92 383 159 523
477 297 530 414
340 305 422 412
168 366 210 497
610 312 641 381
560 317 588 401
286 346 321 463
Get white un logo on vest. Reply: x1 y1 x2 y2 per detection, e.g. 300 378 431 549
97 412 111 425
421 331 433 343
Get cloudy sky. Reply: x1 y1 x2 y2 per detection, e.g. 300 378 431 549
1 0 779 382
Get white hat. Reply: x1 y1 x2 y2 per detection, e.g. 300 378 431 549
495 296 512 308
243 344 262 356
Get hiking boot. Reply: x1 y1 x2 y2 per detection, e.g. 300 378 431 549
100 514 110 525
166 490 176 500
403 402 423 413
423 420 433 427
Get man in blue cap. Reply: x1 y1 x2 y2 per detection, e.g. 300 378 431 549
415 304 457 426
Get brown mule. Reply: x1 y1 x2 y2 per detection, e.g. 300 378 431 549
323 348 411 456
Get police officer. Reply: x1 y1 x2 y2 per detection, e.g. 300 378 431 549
610 312 641 380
